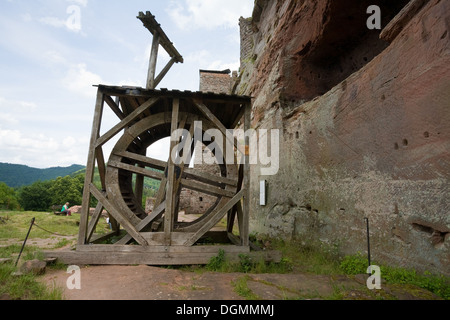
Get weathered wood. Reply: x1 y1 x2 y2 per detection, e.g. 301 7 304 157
79 90 104 245
154 57 177 89
115 201 166 245
180 178 235 198
242 102 251 246
138 11 184 64
104 94 125 120
380 0 427 42
76 244 249 254
184 189 245 247
95 97 160 148
86 202 105 243
165 98 180 245
44 248 281 266
108 160 164 181
147 32 160 89
193 99 246 156
90 184 148 246
114 151 167 171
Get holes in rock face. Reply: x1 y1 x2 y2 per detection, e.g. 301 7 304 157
285 0 409 102
402 139 408 147
394 143 399 150
424 132 430 138
412 222 449 247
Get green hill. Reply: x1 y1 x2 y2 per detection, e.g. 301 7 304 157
0 163 85 188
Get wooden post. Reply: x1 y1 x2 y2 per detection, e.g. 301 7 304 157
165 98 180 245
78 90 104 245
147 32 161 89
242 102 251 246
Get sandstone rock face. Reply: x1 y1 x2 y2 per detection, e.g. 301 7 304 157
237 0 450 275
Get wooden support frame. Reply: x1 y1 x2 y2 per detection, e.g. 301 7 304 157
52 85 264 266
137 11 184 89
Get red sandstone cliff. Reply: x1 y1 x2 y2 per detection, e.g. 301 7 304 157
237 0 450 276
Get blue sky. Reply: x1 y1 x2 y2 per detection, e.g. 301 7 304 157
0 0 253 168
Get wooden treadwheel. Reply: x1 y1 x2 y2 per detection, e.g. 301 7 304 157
105 112 239 245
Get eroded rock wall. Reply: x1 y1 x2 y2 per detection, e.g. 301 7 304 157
236 0 450 275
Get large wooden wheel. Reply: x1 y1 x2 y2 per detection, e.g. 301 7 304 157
105 112 239 245
74 86 251 251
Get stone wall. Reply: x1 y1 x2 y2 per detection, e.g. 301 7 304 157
236 0 450 275
199 69 235 94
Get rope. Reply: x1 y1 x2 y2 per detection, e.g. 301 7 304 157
33 222 71 237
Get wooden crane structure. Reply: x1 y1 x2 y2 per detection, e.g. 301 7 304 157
45 12 279 265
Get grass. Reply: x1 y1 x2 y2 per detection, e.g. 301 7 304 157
0 261 64 300
202 237 450 300
1 211 449 301
0 210 110 300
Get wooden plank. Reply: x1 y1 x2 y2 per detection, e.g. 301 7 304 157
147 32 160 89
193 99 246 156
114 150 167 171
76 244 249 254
380 0 427 42
108 160 164 181
95 146 106 190
104 94 125 120
165 98 180 245
86 202 105 243
140 232 195 246
115 201 166 245
44 249 281 266
95 97 160 148
180 178 235 198
154 57 177 89
184 189 245 247
137 12 184 64
242 102 251 246
183 167 238 187
89 231 118 244
78 90 104 245
89 184 148 246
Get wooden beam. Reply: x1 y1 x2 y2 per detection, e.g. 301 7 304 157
86 202 105 243
154 57 177 89
180 178 235 198
95 97 160 148
115 201 166 245
165 98 180 245
184 189 245 247
104 94 125 120
108 160 164 181
193 99 246 156
89 184 148 246
242 102 251 246
78 90 104 245
138 12 184 64
147 32 160 89
114 151 167 171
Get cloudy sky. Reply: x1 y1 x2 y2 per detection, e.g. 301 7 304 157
0 0 254 169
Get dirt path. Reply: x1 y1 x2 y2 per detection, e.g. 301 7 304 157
39 264 441 300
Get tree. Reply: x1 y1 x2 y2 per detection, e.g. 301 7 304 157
0 182 20 210
18 181 53 211
48 174 84 206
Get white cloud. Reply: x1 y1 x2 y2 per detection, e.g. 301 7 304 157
167 0 253 30
0 128 88 168
62 63 103 98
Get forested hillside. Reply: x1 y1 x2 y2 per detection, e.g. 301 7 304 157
0 163 85 188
